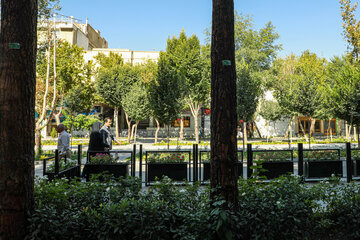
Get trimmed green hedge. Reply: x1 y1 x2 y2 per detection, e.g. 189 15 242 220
26 176 360 240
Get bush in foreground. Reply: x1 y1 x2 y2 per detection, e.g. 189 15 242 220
26 175 360 240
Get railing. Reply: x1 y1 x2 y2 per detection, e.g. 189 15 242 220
43 145 82 181
39 142 360 184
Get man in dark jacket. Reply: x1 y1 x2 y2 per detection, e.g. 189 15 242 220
100 117 115 151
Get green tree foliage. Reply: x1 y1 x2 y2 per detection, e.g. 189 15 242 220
235 13 281 124
289 51 326 118
326 57 360 126
160 30 210 143
258 99 282 122
340 0 360 62
148 52 182 147
96 63 140 141
272 51 326 141
94 51 124 73
65 83 95 114
97 64 139 108
63 114 100 132
38 0 61 19
122 81 150 142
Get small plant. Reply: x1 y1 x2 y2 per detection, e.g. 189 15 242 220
47 158 78 173
304 150 339 161
253 151 291 162
352 150 360 160
90 153 113 164
147 152 188 163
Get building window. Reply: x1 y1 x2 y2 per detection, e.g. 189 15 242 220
298 117 321 134
324 119 337 135
172 116 191 128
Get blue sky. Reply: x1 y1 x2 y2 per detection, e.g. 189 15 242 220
59 0 348 60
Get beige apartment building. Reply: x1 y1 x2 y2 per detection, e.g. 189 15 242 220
38 15 108 50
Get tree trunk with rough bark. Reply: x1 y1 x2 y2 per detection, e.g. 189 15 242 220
0 1 37 239
210 0 238 208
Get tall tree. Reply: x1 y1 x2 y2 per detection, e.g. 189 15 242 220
211 0 238 208
139 60 162 143
122 81 150 143
340 0 360 63
35 40 90 155
326 57 360 141
234 13 281 144
163 30 210 143
94 51 124 138
96 64 139 142
148 51 182 149
0 0 37 239
272 52 326 143
271 54 301 140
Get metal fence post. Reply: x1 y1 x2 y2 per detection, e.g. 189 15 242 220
55 149 59 174
77 145 82 177
298 143 303 177
346 142 352 183
139 144 143 180
132 144 136 177
193 144 196 182
196 144 198 182
247 144 253 179
43 158 47 176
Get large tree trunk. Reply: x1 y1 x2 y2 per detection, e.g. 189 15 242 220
154 118 160 144
0 1 37 239
210 0 238 208
114 106 119 138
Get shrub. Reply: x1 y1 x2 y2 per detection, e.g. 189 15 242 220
26 175 360 240
50 127 58 138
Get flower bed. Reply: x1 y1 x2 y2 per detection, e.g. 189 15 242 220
147 152 189 163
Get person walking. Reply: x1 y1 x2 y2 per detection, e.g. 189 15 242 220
100 117 115 151
56 124 71 159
